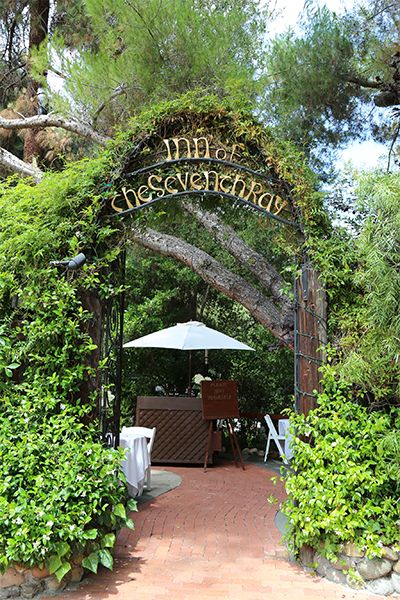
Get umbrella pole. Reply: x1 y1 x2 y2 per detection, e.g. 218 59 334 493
204 349 209 376
188 350 192 396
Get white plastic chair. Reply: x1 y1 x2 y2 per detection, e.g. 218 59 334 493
121 426 156 490
263 415 288 464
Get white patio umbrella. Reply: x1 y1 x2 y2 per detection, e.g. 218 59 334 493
123 321 254 393
123 321 254 351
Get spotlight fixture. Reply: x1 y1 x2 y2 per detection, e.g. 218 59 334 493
50 252 86 270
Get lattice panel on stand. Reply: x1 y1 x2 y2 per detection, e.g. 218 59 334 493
136 396 211 464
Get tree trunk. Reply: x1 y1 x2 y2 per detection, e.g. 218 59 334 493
129 225 295 347
23 0 50 163
181 200 294 308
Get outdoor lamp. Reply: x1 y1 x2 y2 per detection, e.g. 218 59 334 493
50 252 86 270
67 252 86 269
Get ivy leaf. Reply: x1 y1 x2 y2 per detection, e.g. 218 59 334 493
101 533 115 548
113 503 126 519
7 363 19 369
55 561 71 582
127 499 138 512
83 528 98 540
99 548 113 570
125 517 135 530
48 555 62 574
56 541 70 557
82 552 99 574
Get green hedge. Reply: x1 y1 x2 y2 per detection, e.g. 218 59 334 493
283 365 400 559
0 391 136 579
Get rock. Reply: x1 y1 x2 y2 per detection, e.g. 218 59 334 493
0 569 25 588
299 545 315 567
20 580 42 598
44 576 67 593
249 448 258 455
342 542 364 558
382 546 399 562
315 555 347 585
393 559 400 574
69 567 84 583
242 448 250 456
358 557 393 580
334 554 356 571
392 572 400 593
366 577 394 596
257 450 265 458
0 587 20 599
29 567 49 580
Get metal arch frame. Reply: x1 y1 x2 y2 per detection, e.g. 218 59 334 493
99 250 126 447
113 190 299 228
107 156 302 229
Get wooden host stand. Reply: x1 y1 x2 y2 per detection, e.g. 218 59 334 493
201 380 244 472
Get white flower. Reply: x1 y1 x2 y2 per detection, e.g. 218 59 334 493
46 520 54 528
192 373 212 384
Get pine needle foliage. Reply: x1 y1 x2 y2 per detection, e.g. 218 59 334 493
45 0 270 126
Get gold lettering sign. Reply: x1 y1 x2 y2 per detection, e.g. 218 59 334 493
109 136 291 221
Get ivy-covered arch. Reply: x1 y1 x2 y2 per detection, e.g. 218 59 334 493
100 93 328 231
0 93 328 447
94 95 329 439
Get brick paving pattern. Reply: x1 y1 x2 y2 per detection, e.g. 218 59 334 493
56 461 383 600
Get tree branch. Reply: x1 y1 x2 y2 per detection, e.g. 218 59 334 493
344 74 382 90
0 114 111 146
387 120 400 172
93 85 128 124
0 146 44 181
129 225 294 347
181 201 293 308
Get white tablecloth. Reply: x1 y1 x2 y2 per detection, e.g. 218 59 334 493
278 419 294 460
119 433 150 497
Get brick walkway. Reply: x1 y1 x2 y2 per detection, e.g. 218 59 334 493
57 461 382 600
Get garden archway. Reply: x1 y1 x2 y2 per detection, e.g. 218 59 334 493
96 106 327 443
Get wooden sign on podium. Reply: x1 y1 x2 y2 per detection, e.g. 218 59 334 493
201 380 244 471
202 380 239 420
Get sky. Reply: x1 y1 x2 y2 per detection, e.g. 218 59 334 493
271 0 352 33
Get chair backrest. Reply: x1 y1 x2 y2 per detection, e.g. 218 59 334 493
264 415 284 442
264 414 277 432
121 426 156 453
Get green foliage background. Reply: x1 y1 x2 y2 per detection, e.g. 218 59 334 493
283 171 400 558
0 157 136 576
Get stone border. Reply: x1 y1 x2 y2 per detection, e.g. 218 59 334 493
299 543 400 596
0 559 84 599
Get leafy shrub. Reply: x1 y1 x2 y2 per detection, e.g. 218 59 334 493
283 365 400 558
0 391 136 580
